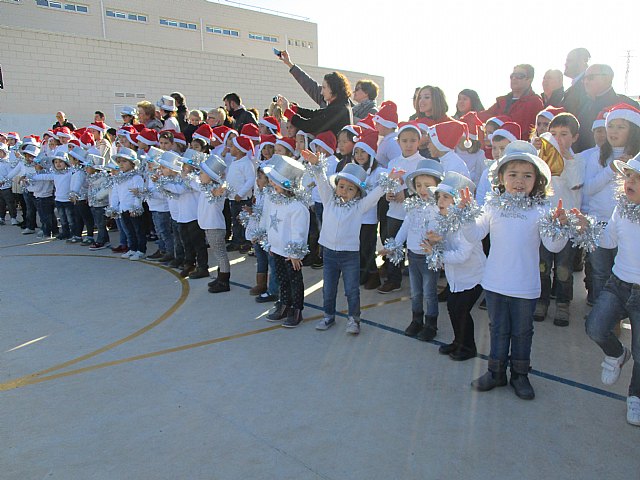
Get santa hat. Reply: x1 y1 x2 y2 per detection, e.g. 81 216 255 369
232 135 255 156
241 123 260 142
373 101 398 129
55 127 73 140
276 136 296 155
43 129 56 139
415 117 436 133
605 103 640 129
22 135 41 147
397 121 422 138
592 109 608 130
212 126 232 144
428 120 471 152
459 112 484 141
79 131 96 149
6 132 20 141
68 139 81 148
485 115 511 128
126 131 139 146
222 128 238 145
117 126 136 137
259 134 277 146
340 125 363 141
192 124 214 144
137 128 158 146
537 106 566 122
173 132 187 146
353 129 379 160
491 121 521 143
88 121 107 134
310 131 337 155
133 123 146 133
259 116 281 135
357 113 376 131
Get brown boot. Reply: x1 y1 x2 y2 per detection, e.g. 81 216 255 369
364 271 381 290
249 273 268 296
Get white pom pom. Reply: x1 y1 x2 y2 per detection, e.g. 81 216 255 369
463 139 473 149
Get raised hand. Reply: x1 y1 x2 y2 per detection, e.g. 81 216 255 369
387 168 406 183
458 187 473 209
552 199 568 225
570 208 589 230
300 149 319 165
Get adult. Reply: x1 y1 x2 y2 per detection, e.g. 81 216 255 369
408 87 421 121
352 80 379 122
170 92 189 133
222 93 257 133
52 111 75 131
157 95 180 132
574 64 639 152
479 64 544 140
136 101 163 131
94 111 106 123
541 69 564 107
278 71 353 136
561 48 590 116
206 107 234 129
416 85 453 123
453 89 485 119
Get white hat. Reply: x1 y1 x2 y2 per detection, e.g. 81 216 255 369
68 145 88 163
329 163 368 196
120 106 137 117
614 152 640 177
158 150 184 172
182 148 206 169
157 95 177 112
83 153 106 169
435 171 476 198
489 140 552 186
262 154 305 191
52 150 71 164
21 143 41 158
113 147 139 167
141 146 164 164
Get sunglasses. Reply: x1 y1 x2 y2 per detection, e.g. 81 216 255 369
584 73 608 81
510 73 528 80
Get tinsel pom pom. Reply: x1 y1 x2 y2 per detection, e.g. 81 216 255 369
104 207 120 219
382 237 404 266
284 241 310 259
424 244 445 271
129 206 145 217
378 172 402 194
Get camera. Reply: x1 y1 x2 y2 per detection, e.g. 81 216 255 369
273 96 279 103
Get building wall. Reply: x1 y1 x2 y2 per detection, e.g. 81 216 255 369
0 25 384 135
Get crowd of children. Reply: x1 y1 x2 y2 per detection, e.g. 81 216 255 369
1 85 640 426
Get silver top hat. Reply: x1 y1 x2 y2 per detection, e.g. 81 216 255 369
68 145 87 163
489 140 551 187
104 158 120 171
158 151 184 173
200 154 227 182
182 148 206 168
21 143 41 159
405 159 445 194
113 147 139 167
156 95 177 112
120 106 137 117
142 146 164 164
262 154 306 191
615 152 640 177
435 171 476 198
330 163 368 196
83 153 106 169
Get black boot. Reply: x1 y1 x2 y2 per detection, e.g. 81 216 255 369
282 309 303 328
207 269 219 288
266 302 290 322
404 311 423 337
439 342 459 355
208 272 230 293
471 360 507 391
510 360 535 399
416 315 438 342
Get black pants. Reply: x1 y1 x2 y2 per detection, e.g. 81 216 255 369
385 216 404 285
359 223 378 282
229 199 251 246
22 191 38 230
274 253 304 310
447 284 483 352
0 188 17 219
73 200 94 238
179 220 208 268
35 196 54 235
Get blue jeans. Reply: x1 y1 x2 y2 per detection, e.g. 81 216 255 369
115 217 129 247
90 206 109 244
171 219 184 261
484 290 537 374
539 242 576 304
35 196 54 236
586 274 640 396
255 242 269 274
267 252 279 295
120 212 146 253
55 201 75 239
151 210 173 254
588 246 617 305
407 250 439 317
322 248 361 318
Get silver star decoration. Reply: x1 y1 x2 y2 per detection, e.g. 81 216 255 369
270 212 281 232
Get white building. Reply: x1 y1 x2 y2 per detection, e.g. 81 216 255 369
0 0 383 134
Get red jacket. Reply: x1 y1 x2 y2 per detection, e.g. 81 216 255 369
479 90 544 140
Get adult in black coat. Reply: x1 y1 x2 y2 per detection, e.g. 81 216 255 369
170 92 189 133
223 93 257 133
562 48 590 116
278 71 353 136
52 111 76 131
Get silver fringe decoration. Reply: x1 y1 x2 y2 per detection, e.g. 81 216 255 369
284 241 310 259
403 195 435 212
332 194 359 209
304 153 327 175
104 206 120 218
424 243 445 271
129 206 145 217
484 191 548 212
382 237 404 266
617 193 640 224
377 171 402 194
238 209 252 227
537 209 571 242
567 213 603 253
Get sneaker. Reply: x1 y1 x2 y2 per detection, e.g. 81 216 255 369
315 317 335 331
66 236 81 244
533 302 548 322
81 237 93 246
129 251 146 261
256 292 277 303
627 396 640 426
10 218 19 225
601 347 632 385
345 317 360 334
121 250 136 259
21 228 35 235
89 242 109 251
377 282 401 294
36 231 45 239
111 245 128 253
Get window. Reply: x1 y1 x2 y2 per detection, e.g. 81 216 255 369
106 9 146 22
206 25 239 37
288 37 313 49
160 17 197 30
249 32 278 43
35 0 87 12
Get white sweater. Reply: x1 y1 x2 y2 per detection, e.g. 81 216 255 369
145 176 170 213
582 147 621 222
259 192 309 259
376 132 401 168
197 184 227 230
442 230 486 293
161 178 199 223
32 169 73 202
547 153 584 211
362 166 387 225
463 202 567 299
439 150 471 177
387 151 426 220
69 168 88 201
598 204 640 285
226 155 255 200
393 202 439 255
455 148 486 185
110 173 144 214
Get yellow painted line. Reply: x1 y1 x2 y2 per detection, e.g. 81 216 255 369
0 253 189 391
0 238 55 250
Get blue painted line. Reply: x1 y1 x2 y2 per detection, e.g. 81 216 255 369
230 280 626 402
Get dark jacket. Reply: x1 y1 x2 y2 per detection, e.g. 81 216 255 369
231 107 257 133
176 105 189 133
562 75 589 116
53 120 76 131
542 87 564 107
290 65 326 108
479 89 544 140
286 98 353 136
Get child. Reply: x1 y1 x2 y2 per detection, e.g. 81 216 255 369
83 153 111 250
380 159 444 340
191 124 214 154
309 131 338 241
226 135 256 253
295 131 314 160
211 126 232 158
481 116 512 160
585 152 640 426
198 154 232 292
259 154 309 328
457 112 487 185
534 113 584 325
143 147 174 262
0 144 18 225
259 116 282 137
158 131 175 152
258 135 276 162
373 101 401 168
379 123 425 293
274 137 297 158
222 129 239 166
68 146 95 245
423 172 485 360
107 148 146 260
335 125 361 171
30 152 55 238
530 106 565 149
303 150 398 334
583 103 640 305
425 120 472 177
460 140 568 400
6 143 38 233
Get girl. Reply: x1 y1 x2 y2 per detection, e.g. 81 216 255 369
456 112 487 185
453 89 485 119
422 172 485 360
68 146 95 245
302 149 399 334
259 135 276 162
380 159 443 341
459 141 568 400
583 104 640 305
335 125 359 172
416 85 453 123
259 154 309 328
585 152 640 426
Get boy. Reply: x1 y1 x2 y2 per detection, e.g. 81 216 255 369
226 135 256 253
373 101 401 168
425 120 472 176
0 143 18 225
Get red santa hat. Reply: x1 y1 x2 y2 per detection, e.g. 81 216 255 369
491 121 521 143
310 131 337 155
137 128 158 146
126 132 139 146
88 121 107 134
373 101 398 129
357 113 376 131
485 115 512 128
173 132 187 146
212 126 232 144
223 128 238 145
415 117 436 133
275 136 297 155
55 127 73 140
79 131 96 148
259 134 277 146
232 135 255 156
192 124 214 144
259 116 281 135
605 103 640 129
241 123 261 142
428 120 471 152
592 109 608 130
23 135 42 146
68 139 81 148
353 129 379 160
133 123 146 133
397 121 422 138
459 111 484 141
117 125 136 137
537 106 566 122
340 125 363 141
6 132 20 141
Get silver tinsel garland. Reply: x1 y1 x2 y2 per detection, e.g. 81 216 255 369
154 175 185 200
112 171 138 184
382 237 404 266
567 213 603 253
268 188 308 206
424 244 445 271
332 194 360 209
484 191 548 212
403 195 435 212
617 194 640 224
0 177 11 189
131 187 150 202
200 181 234 203
434 202 483 236
377 171 402 194
305 154 327 175
238 209 252 227
129 206 145 217
284 241 310 259
253 228 271 253
68 191 80 202
104 206 120 218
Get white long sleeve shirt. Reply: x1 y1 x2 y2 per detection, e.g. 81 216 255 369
439 150 471 177
582 148 620 222
313 165 385 252
598 204 640 285
475 165 493 206
226 155 255 200
69 168 88 201
441 229 486 293
32 168 73 202
7 161 37 193
197 185 227 230
87 173 110 208
547 153 584 211
393 202 439 255
387 151 426 220
161 177 199 223
462 202 567 299
362 166 387 225
110 173 144 214
145 176 170 213
311 155 337 203
259 193 309 259
455 148 486 185
576 146 599 212
376 132 401 168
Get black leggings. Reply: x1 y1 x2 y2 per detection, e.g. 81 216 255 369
273 253 304 310
179 220 208 268
447 284 483 352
